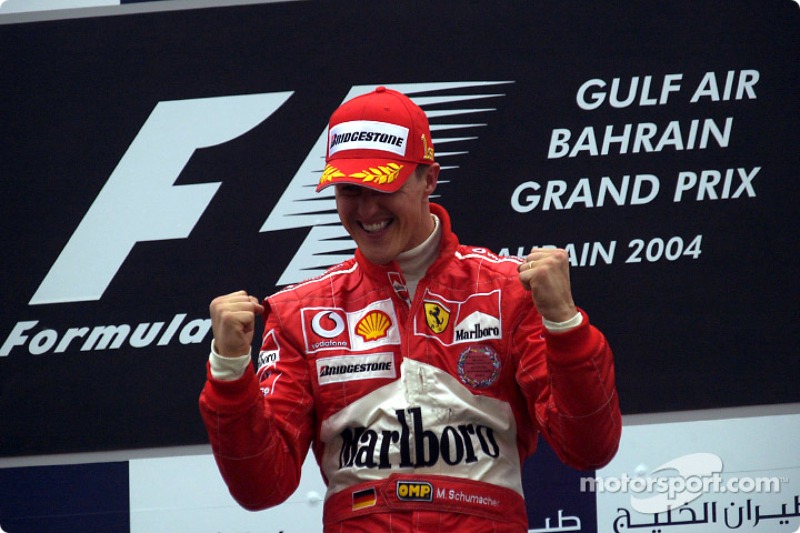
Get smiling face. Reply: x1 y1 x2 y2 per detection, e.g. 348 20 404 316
335 164 439 265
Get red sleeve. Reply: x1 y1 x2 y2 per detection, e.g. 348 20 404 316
198 305 316 510
515 309 622 470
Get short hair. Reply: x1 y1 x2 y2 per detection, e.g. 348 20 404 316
413 164 431 180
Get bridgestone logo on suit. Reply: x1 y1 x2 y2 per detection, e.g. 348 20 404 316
319 361 392 378
316 353 396 385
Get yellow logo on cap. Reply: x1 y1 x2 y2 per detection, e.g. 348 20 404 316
349 163 402 185
320 164 345 186
319 163 404 187
424 302 450 334
421 134 434 161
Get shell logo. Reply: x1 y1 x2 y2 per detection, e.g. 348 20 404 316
355 311 392 341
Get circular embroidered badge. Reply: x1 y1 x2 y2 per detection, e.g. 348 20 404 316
457 345 501 388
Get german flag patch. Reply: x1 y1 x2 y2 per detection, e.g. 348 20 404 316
352 487 377 511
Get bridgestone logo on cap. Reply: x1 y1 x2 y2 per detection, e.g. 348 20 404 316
329 120 409 157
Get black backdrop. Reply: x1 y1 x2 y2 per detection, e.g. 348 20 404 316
1 0 798 457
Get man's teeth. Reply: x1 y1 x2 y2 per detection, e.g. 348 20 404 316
362 220 390 233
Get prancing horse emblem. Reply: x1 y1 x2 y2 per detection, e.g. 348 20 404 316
424 302 450 334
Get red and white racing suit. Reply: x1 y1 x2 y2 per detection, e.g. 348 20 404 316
199 203 621 532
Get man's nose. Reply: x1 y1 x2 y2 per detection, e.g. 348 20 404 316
357 190 383 217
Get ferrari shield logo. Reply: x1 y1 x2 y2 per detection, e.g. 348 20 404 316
424 302 450 334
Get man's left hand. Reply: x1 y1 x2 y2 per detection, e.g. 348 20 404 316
517 248 578 323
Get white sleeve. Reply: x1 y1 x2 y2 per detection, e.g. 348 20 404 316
542 311 583 333
208 341 251 381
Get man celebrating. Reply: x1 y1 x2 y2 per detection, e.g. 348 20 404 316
200 87 621 532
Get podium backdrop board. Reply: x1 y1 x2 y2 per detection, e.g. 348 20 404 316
1 0 797 457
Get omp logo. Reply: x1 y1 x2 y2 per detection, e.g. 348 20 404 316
30 82 512 304
30 92 293 305
397 481 433 502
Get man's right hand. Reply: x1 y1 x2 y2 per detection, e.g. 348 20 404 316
209 290 264 357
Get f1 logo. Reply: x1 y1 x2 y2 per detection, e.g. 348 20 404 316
30 81 511 305
29 92 293 305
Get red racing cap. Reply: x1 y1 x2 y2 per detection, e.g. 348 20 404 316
316 86 435 193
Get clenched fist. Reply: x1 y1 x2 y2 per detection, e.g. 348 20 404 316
517 248 577 323
209 290 265 357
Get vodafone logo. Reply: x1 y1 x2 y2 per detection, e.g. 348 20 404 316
303 308 351 352
312 311 346 338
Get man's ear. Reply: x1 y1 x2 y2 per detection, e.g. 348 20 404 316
423 163 440 195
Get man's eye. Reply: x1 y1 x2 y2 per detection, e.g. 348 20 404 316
338 185 361 195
